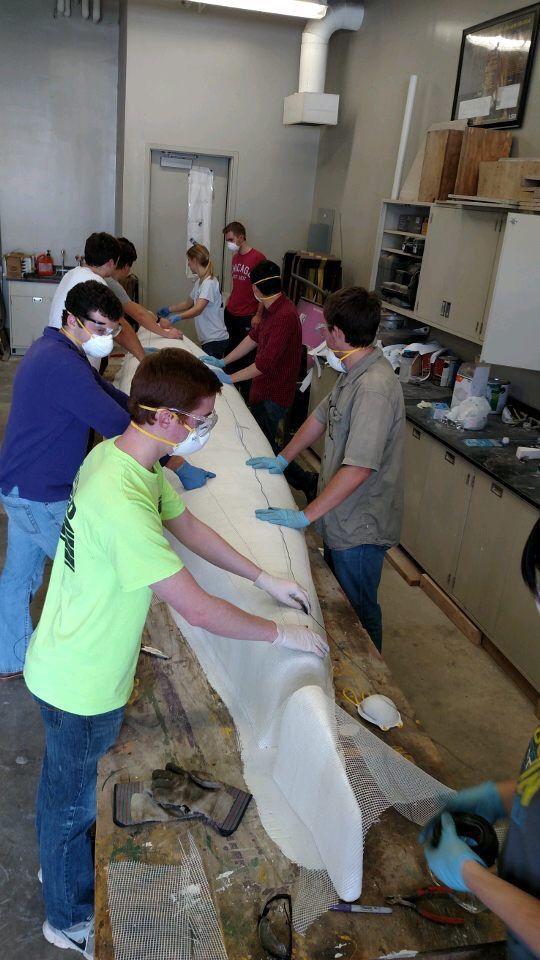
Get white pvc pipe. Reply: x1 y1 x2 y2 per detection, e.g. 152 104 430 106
56 0 65 14
391 74 417 199
63 0 71 15
299 3 364 94
82 0 90 19
92 0 101 23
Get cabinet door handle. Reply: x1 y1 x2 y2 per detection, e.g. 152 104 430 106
412 428 421 440
490 483 503 498
445 301 452 317
445 451 455 465
32 297 43 303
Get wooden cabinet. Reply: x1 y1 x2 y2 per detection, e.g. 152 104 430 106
481 213 540 372
452 472 516 635
415 205 504 343
401 422 434 556
491 497 540 690
413 439 472 589
9 281 55 355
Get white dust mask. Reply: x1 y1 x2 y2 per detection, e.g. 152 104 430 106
227 241 240 253
82 334 114 359
170 426 211 457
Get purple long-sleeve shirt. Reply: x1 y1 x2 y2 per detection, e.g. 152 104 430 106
0 327 131 502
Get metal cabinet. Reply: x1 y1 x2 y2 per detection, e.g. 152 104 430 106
401 422 435 556
413 439 472 589
9 281 55 355
481 213 540 372
415 205 504 343
452 472 516 635
491 496 540 689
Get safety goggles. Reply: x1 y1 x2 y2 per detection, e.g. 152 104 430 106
75 314 122 338
139 405 218 437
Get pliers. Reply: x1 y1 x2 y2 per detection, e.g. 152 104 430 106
386 885 465 925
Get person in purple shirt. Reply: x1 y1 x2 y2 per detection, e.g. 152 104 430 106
0 280 130 679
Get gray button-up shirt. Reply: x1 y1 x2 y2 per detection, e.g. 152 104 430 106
312 348 405 551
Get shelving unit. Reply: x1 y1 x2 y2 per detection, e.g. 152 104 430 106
370 199 431 325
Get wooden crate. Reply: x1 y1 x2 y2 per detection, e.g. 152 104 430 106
454 128 512 197
478 158 540 201
418 129 464 202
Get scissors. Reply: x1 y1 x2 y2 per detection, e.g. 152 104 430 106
386 885 465 925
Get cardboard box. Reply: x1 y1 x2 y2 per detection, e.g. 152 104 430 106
4 252 30 279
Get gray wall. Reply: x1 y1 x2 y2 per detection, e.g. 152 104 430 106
120 0 321 294
311 0 540 405
0 0 119 267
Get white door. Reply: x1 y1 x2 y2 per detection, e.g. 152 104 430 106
481 213 540 371
147 150 230 342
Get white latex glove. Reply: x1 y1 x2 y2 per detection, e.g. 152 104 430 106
272 624 329 659
254 571 311 613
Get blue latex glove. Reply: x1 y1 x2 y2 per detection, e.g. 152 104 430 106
168 314 183 324
420 782 505 847
246 455 288 474
201 354 226 368
157 307 170 318
422 812 486 892
176 462 216 490
205 365 232 385
255 508 309 529
144 347 159 354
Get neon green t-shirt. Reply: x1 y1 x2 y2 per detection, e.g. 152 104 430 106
24 439 184 715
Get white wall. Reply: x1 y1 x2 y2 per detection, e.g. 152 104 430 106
0 0 119 267
120 0 321 290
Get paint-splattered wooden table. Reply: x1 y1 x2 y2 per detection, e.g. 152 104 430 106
95 536 506 959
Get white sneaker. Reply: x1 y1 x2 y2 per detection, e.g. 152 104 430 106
43 917 94 958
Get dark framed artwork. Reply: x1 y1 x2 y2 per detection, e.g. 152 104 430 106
452 4 540 128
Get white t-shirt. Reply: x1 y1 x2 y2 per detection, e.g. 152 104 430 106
49 266 107 329
190 276 228 345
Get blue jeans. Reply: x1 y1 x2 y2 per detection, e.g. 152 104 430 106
203 338 229 359
324 543 388 652
250 400 288 453
0 489 67 674
35 696 125 930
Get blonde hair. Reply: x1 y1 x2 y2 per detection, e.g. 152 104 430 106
187 243 214 282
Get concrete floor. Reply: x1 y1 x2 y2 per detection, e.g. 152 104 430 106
0 354 536 958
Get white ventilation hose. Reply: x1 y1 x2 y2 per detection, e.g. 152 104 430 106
298 2 364 94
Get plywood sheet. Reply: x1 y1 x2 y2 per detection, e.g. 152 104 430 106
418 129 463 202
454 129 512 197
478 158 540 201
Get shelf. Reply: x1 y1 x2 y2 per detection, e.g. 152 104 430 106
383 229 427 239
381 300 420 321
381 246 423 259
382 199 432 207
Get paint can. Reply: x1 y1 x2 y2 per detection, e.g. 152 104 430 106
486 379 511 415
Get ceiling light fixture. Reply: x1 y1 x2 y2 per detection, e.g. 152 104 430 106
184 0 328 19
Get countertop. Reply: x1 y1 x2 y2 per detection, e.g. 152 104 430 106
6 271 72 285
402 382 540 510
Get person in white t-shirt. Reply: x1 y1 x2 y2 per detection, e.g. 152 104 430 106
49 233 144 363
160 244 229 359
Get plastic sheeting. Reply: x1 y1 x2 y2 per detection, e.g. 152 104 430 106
186 166 213 277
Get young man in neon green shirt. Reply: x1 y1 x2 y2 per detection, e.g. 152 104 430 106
24 347 327 959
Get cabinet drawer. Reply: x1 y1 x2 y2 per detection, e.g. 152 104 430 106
10 293 53 352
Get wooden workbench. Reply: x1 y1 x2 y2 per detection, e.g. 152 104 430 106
95 535 506 959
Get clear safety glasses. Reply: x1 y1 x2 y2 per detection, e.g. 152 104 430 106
76 315 122 338
171 408 218 437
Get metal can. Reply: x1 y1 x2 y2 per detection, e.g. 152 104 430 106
486 379 511 414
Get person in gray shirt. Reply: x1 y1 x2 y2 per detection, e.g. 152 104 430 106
246 287 405 652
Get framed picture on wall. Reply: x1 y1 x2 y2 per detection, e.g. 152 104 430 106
451 3 540 128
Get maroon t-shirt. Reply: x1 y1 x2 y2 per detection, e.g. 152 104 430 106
226 248 265 317
248 294 302 409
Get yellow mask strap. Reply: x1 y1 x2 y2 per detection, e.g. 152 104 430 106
131 421 191 448
335 347 368 361
61 326 84 349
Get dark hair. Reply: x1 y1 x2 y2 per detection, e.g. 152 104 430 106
116 237 137 270
129 348 222 425
223 221 246 240
84 232 121 267
324 287 381 347
62 280 123 327
521 519 540 599
251 259 282 298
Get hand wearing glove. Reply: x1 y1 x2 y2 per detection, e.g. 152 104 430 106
255 507 309 529
157 306 170 318
272 623 328 659
254 570 310 613
246 455 288 474
441 782 506 824
422 812 486 892
176 462 216 490
144 347 159 354
205 366 232 385
201 354 226 368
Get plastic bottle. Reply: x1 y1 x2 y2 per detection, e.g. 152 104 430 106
36 250 55 277
451 362 475 408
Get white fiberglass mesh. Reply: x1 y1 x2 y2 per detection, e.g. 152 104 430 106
107 835 228 960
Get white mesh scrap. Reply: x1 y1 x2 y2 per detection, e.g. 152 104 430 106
292 699 455 936
107 835 228 960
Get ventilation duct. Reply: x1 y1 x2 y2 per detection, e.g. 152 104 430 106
284 2 364 126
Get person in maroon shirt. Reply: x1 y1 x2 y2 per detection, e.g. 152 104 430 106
222 221 265 397
202 260 302 450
